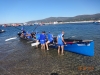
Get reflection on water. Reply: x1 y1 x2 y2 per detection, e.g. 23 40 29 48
0 24 100 75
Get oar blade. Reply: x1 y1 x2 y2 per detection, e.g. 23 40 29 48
31 42 40 46
5 37 17 41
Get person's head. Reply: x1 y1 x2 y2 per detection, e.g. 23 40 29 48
42 31 45 34
62 31 64 35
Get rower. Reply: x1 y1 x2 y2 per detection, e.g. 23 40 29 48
46 32 53 50
40 31 46 50
57 31 66 55
20 30 26 38
26 31 32 39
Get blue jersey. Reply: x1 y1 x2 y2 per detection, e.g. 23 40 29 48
36 33 40 40
40 34 46 44
48 33 53 41
40 34 46 41
57 34 64 44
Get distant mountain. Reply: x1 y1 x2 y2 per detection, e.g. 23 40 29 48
27 13 100 23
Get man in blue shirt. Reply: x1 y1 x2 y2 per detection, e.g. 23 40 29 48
57 31 66 55
46 32 53 50
40 31 46 50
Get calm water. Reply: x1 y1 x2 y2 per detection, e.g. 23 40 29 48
0 23 100 75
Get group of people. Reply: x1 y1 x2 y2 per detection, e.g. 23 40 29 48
20 30 66 55
35 31 66 55
20 30 32 39
35 31 53 50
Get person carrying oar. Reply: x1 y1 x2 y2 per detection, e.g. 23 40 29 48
57 31 66 55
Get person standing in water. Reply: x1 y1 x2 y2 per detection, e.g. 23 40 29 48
35 32 40 48
57 31 66 55
46 32 53 50
40 31 46 50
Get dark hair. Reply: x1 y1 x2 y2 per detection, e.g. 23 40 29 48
42 31 45 33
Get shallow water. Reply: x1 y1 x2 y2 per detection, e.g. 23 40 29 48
0 23 100 75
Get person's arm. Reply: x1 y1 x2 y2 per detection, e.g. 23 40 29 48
62 35 66 44
52 34 53 38
56 37 58 44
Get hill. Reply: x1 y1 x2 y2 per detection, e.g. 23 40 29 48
27 13 100 23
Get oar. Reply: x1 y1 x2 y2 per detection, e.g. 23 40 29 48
33 25 40 32
27 41 34 43
27 39 37 43
30 25 40 46
5 26 25 42
14 26 22 30
67 36 75 39
5 37 17 41
14 26 25 31
31 42 40 46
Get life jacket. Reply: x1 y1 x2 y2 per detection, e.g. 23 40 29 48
48 33 53 41
57 34 63 44
40 34 46 41
36 33 40 40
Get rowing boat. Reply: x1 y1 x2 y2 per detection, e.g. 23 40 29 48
49 38 94 56
17 32 36 42
17 32 94 56
0 29 5 33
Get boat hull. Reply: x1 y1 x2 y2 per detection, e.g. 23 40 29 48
17 32 94 56
50 41 94 56
0 30 5 33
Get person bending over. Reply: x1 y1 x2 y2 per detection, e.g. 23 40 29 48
46 32 53 50
35 32 40 48
40 31 46 50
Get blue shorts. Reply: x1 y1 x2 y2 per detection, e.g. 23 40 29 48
40 40 45 44
48 40 53 43
58 44 64 46
36 38 40 41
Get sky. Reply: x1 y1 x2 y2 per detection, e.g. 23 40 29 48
0 0 100 24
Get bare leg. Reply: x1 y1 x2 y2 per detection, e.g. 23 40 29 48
43 44 45 50
46 41 50 50
41 44 43 49
58 46 60 55
61 45 64 55
36 40 39 48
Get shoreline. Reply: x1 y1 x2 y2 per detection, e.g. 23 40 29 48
0 20 100 26
44 20 100 25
